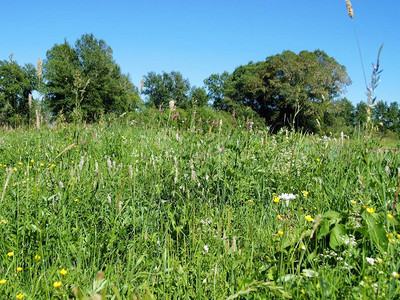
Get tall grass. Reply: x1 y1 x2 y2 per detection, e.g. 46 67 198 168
0 118 399 299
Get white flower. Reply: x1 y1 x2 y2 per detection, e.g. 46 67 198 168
203 245 209 253
366 257 375 265
278 193 296 207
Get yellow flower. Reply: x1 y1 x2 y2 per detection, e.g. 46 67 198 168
0 279 6 284
60 269 68 276
387 214 394 220
50 164 56 168
1 220 6 224
40 163 44 167
397 234 400 239
316 158 320 162
351 200 356 205
301 191 309 197
392 272 400 278
278 230 284 236
16 267 22 272
53 281 62 288
34 254 41 261
18 162 22 165
273 197 280 203
16 294 25 299
366 207 375 214
277 215 283 220
272 193 276 197
74 199 79 202
7 251 14 257
30 159 34 163
305 215 314 222
247 199 253 203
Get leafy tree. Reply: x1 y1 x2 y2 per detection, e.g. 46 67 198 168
0 59 37 125
189 87 209 107
353 102 368 127
142 71 190 108
44 34 140 121
203 72 229 110
221 50 351 132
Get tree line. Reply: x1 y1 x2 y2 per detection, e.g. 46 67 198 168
0 33 398 135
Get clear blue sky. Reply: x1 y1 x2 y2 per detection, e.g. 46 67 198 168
1 0 399 105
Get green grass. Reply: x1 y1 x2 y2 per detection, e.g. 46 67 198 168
0 118 399 299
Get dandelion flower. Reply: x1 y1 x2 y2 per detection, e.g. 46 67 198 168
277 215 283 220
60 269 68 276
30 159 34 163
316 158 321 162
53 281 62 288
16 267 22 272
7 252 14 257
305 215 314 222
351 200 356 205
1 220 6 224
278 230 284 236
387 214 394 220
366 207 375 214
301 191 309 197
0 279 6 284
247 199 253 203
16 294 24 299
34 254 41 260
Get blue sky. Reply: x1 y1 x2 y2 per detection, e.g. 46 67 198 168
1 0 399 105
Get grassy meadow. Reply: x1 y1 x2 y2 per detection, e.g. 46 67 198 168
0 113 399 299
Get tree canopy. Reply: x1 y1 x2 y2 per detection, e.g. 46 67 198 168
44 34 140 121
209 50 352 131
0 59 37 125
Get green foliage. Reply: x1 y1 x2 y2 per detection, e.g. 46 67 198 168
142 71 190 108
44 34 140 121
0 59 37 126
0 121 399 298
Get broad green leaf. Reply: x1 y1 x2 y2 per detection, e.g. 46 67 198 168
329 224 346 250
362 211 388 252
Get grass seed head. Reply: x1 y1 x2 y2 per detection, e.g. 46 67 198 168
346 0 354 19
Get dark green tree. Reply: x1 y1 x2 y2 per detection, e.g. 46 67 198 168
203 71 230 110
189 87 209 107
0 58 37 125
142 71 190 108
44 34 140 121
222 50 351 132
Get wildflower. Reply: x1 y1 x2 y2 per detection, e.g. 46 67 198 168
273 196 280 203
277 215 283 220
392 272 400 278
60 268 68 276
366 257 375 265
40 163 44 167
203 245 209 253
301 191 309 197
18 162 22 165
0 279 6 284
316 158 320 162
278 193 296 207
278 230 284 236
34 254 41 260
7 252 14 257
247 199 253 203
387 214 394 220
172 113 179 120
397 234 400 239
351 200 356 205
305 215 314 222
16 267 22 272
30 159 34 163
1 220 6 224
16 294 24 299
74 199 79 202
50 164 56 168
366 207 375 214
53 281 62 288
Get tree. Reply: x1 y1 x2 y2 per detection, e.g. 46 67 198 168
0 58 37 125
203 72 229 110
44 34 140 121
189 87 208 107
142 71 190 108
222 50 351 132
